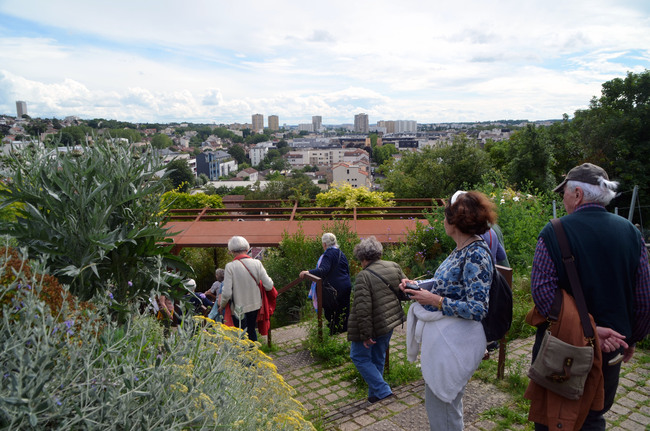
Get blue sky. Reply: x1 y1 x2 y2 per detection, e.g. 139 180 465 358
0 0 649 125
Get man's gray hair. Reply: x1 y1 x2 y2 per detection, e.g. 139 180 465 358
566 177 618 206
353 236 383 262
215 268 225 280
321 232 338 248
228 236 250 253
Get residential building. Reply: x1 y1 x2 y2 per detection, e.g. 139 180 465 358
354 113 369 134
312 115 322 132
249 141 275 167
297 123 314 132
377 120 395 134
252 114 264 133
195 150 238 180
343 149 371 166
268 115 279 131
331 162 371 189
238 167 259 182
15 101 27 118
395 120 417 133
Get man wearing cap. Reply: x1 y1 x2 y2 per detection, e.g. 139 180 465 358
528 163 650 430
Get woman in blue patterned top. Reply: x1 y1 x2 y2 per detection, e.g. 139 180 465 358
399 190 495 431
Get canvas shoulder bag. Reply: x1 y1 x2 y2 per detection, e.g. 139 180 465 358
527 218 595 400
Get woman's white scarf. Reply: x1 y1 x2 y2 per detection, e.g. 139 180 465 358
407 302 486 403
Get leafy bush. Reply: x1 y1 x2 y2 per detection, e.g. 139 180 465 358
399 206 455 279
0 249 315 430
315 182 394 210
0 140 191 303
161 191 224 210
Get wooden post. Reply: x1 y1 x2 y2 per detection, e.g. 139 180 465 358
316 279 323 342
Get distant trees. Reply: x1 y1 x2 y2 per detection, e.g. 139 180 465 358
381 135 490 198
373 143 398 165
571 70 650 217
151 133 173 149
227 144 247 164
503 124 554 191
165 159 195 192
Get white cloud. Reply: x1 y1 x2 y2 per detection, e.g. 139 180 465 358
0 0 648 123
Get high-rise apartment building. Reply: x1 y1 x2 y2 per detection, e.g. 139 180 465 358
252 114 264 133
16 101 27 118
268 115 279 131
377 120 395 134
395 120 417 133
312 115 322 132
354 113 369 134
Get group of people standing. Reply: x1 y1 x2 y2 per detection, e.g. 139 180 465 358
297 190 506 424
198 161 648 431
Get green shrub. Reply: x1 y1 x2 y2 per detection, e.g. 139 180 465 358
0 139 191 303
0 249 314 430
161 191 224 211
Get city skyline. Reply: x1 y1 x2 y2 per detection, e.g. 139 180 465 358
1 1 649 125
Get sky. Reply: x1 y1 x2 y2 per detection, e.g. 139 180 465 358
1 1 649 125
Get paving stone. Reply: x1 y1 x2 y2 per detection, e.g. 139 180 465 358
609 403 631 415
473 419 497 430
619 418 648 431
618 396 639 409
627 391 646 402
337 421 362 431
619 377 635 388
627 412 649 424
269 323 649 431
325 393 339 402
353 414 376 427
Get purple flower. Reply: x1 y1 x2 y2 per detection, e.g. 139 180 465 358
107 292 114 300
127 281 133 287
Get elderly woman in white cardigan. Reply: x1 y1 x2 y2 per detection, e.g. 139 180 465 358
400 191 494 431
218 236 274 341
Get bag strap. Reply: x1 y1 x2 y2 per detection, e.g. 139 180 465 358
550 218 595 340
364 266 403 299
238 259 259 285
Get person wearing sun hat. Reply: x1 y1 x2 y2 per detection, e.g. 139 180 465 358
526 162 650 430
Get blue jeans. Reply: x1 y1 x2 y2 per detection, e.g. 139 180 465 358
350 331 393 400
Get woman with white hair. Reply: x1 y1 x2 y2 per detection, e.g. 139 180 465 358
300 233 352 335
218 236 274 341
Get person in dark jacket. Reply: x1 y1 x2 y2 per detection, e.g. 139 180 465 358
528 163 650 430
349 236 407 404
300 233 352 335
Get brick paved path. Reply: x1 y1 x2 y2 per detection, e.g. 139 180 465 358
267 323 650 430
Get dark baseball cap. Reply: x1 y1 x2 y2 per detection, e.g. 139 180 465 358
553 163 609 193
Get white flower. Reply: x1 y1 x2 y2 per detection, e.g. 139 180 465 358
513 196 520 202
500 199 505 204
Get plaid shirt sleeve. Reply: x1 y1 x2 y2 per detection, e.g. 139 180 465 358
530 237 557 317
532 234 650 342
633 245 650 344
